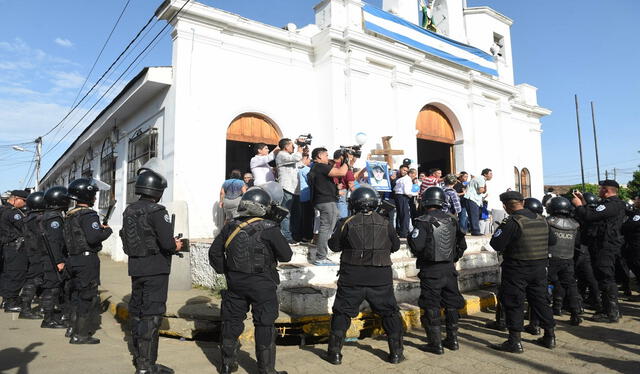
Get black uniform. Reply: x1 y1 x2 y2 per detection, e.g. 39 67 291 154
574 196 626 319
0 204 27 308
490 208 556 346
64 206 112 341
574 216 600 307
209 215 292 372
545 215 581 319
40 209 67 327
408 210 467 353
121 198 177 372
19 209 45 317
622 210 640 285
328 211 403 358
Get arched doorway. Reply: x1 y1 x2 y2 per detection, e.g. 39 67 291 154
226 113 281 177
415 105 456 175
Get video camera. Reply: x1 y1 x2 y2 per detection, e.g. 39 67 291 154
296 134 313 147
339 144 362 159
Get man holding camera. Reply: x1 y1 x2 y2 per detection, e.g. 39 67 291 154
308 148 350 266
276 138 304 244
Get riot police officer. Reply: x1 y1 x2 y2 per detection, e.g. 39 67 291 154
408 187 467 355
40 186 70 329
326 186 403 364
574 192 601 309
18 191 47 319
209 187 292 374
622 194 640 291
572 180 626 323
490 191 556 353
0 190 29 312
121 166 182 374
64 178 113 344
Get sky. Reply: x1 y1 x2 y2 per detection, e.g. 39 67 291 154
1 0 638 192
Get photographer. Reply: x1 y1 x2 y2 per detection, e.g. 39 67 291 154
276 138 304 243
307 147 350 266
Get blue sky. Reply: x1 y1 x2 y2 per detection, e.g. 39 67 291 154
1 0 638 192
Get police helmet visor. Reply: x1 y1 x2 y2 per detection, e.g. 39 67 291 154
90 178 111 191
259 181 284 205
138 157 167 179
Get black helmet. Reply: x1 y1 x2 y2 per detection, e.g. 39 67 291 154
583 192 599 207
524 198 543 215
421 187 445 208
349 186 379 213
135 169 167 199
237 187 271 217
625 202 634 214
547 196 573 216
44 186 70 210
67 178 108 206
26 192 46 211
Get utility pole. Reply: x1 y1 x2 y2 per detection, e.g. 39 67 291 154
590 102 601 182
34 137 42 192
574 95 586 190
613 168 617 181
605 170 609 180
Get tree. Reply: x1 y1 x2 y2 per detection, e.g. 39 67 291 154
562 183 630 201
627 170 640 199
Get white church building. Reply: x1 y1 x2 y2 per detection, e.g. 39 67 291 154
40 0 550 263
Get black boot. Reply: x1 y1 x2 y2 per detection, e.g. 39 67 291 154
606 299 621 323
41 312 66 328
387 334 405 364
69 315 100 344
493 330 523 353
485 303 506 331
442 309 459 351
255 330 287 374
524 324 540 335
65 309 77 337
18 287 43 320
552 297 563 316
536 328 556 349
146 316 173 374
4 297 22 313
422 309 444 355
326 331 344 365
569 312 582 326
220 338 240 374
593 289 617 323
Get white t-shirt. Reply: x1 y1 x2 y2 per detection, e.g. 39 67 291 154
393 175 417 196
250 151 276 186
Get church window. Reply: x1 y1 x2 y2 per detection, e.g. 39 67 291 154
68 162 77 183
520 168 531 198
491 33 505 59
81 147 94 178
514 167 521 193
99 139 117 209
126 128 157 203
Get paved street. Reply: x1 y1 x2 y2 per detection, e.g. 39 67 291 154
1 298 639 374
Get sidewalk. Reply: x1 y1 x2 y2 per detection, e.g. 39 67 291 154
99 255 497 343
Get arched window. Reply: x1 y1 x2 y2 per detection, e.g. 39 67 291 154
81 147 93 178
68 162 77 183
99 139 117 209
127 128 157 203
514 167 521 194
520 168 531 198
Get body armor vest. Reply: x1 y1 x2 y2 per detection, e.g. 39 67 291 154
416 213 457 263
508 214 549 260
64 207 94 255
43 210 66 258
547 216 579 260
22 212 44 257
225 218 277 274
121 203 163 257
341 212 393 267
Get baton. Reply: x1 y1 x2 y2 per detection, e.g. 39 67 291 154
41 233 62 282
102 200 117 225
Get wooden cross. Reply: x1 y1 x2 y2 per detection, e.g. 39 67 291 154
370 136 404 169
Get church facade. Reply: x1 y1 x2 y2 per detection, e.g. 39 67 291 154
40 0 550 261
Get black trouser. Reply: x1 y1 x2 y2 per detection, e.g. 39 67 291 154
574 249 599 301
500 262 555 332
298 201 314 241
615 255 631 290
394 195 411 238
68 253 100 317
590 247 618 305
21 253 44 306
624 249 640 282
129 274 169 318
548 258 580 313
221 279 279 347
330 283 403 337
0 242 28 298
418 263 465 311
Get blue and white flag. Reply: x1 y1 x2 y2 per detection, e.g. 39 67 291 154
362 4 498 76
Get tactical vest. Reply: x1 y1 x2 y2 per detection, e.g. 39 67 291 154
120 203 164 257
508 214 549 260
43 210 67 257
63 207 95 255
547 216 579 260
224 218 277 274
416 213 458 263
340 212 393 267
22 212 45 257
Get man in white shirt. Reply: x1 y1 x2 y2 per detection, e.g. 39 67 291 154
393 165 417 238
276 138 304 243
464 168 493 236
250 143 279 186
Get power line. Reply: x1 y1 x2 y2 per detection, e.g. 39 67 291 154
41 0 192 159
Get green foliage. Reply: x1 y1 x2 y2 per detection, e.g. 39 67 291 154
562 183 631 201
627 170 640 199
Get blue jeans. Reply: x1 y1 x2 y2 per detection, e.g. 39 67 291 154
466 199 481 235
280 190 294 241
458 198 469 233
337 191 349 219
315 202 339 261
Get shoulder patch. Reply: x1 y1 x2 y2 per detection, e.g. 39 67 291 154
411 228 420 238
91 221 100 230
13 213 22 220
493 229 502 238
633 215 640 222
164 214 171 223
50 221 60 229
596 205 606 212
